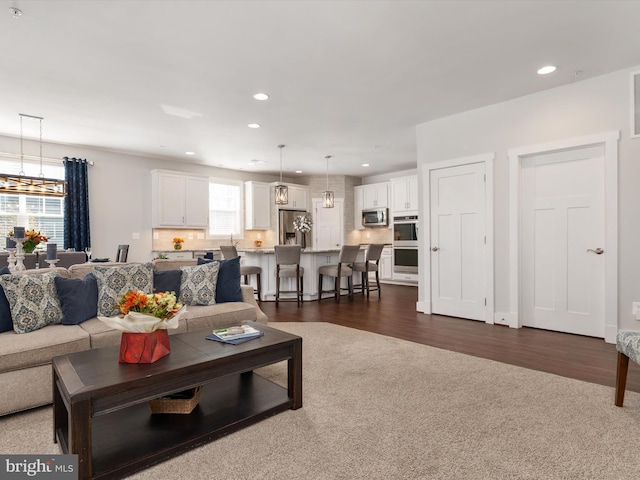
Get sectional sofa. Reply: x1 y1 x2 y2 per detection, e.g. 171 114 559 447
0 258 267 416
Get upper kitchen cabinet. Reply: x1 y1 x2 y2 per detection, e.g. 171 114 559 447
276 183 309 210
391 176 418 214
362 182 389 209
152 170 209 228
244 181 271 230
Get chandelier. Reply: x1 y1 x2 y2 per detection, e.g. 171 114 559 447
0 114 66 197
322 155 334 208
274 144 288 205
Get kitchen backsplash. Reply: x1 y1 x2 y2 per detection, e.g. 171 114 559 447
152 228 279 251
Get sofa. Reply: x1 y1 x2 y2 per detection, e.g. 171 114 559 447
0 258 268 416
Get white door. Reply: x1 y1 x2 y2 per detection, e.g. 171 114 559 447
521 146 605 337
430 163 486 320
313 199 343 250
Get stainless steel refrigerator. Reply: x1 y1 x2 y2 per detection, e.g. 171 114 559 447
279 209 307 245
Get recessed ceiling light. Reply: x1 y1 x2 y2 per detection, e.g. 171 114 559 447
185 151 195 155
248 123 261 129
253 93 269 101
537 65 557 75
362 163 370 167
295 170 302 173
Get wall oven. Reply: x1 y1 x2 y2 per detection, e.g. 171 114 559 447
393 215 418 274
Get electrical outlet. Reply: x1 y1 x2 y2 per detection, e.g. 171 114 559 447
633 302 640 320
153 232 159 240
188 233 194 240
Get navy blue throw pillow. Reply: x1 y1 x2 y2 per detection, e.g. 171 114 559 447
198 256 243 303
54 273 98 325
0 266 13 332
153 269 182 297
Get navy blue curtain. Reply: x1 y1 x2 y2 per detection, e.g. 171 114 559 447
63 157 91 251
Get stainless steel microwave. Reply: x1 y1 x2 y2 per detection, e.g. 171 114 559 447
362 208 388 227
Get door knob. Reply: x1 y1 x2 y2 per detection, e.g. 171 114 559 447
587 248 604 255
431 246 439 252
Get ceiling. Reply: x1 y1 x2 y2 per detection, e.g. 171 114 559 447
1 1 640 178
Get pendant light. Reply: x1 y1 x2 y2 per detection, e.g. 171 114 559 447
0 114 66 197
322 155 334 208
274 144 288 205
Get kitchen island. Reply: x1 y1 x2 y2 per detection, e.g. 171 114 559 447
239 247 365 301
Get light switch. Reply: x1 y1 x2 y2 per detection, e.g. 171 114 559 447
153 232 159 240
132 232 140 240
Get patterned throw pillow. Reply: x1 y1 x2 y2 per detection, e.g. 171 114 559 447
0 272 63 334
93 263 154 317
179 261 220 306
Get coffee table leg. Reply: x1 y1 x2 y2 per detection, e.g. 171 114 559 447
70 399 92 479
288 339 302 409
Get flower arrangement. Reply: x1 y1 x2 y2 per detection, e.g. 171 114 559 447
293 213 313 233
8 229 48 254
173 237 185 250
116 290 183 320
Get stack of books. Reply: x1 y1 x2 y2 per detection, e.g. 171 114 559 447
206 325 264 345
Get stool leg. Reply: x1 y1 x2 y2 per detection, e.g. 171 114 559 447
256 273 261 302
276 267 280 307
376 270 381 298
335 276 340 303
616 351 630 407
364 272 370 298
300 275 304 304
318 273 323 302
296 269 300 307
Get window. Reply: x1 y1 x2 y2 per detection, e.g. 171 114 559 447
208 178 243 239
0 158 65 248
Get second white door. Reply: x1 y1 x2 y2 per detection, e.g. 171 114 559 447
521 146 605 337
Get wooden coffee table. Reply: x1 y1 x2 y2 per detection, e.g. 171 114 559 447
52 322 302 480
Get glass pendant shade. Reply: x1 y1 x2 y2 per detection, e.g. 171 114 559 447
322 190 334 208
322 155 334 208
275 183 289 205
275 144 288 205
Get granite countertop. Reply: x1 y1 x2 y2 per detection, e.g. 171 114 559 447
239 247 367 254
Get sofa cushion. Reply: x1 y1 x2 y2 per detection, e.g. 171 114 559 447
0 272 63 334
68 261 121 279
184 303 257 331
179 261 220 306
93 263 154 317
198 257 243 303
0 266 12 333
153 269 182 296
54 273 98 325
0 324 90 373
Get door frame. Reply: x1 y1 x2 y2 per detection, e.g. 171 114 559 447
418 152 494 323
508 131 619 343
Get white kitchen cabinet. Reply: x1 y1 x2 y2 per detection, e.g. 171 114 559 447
288 185 308 210
362 182 389 209
380 246 393 281
354 186 364 230
244 181 271 230
152 170 209 228
276 183 308 210
153 250 194 260
391 176 418 214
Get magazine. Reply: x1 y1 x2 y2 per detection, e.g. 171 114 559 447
206 325 264 345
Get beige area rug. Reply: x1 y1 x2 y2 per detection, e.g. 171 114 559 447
2 322 640 479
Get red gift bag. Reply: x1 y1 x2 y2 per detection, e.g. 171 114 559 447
119 330 171 363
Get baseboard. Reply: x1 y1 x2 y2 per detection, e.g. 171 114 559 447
494 312 520 329
416 301 430 314
605 323 617 344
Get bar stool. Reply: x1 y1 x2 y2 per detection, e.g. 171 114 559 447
352 244 384 298
317 244 361 302
274 245 304 306
219 245 262 301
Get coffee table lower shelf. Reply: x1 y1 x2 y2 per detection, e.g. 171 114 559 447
56 373 291 480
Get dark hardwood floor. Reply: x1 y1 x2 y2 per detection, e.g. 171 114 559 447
260 283 640 395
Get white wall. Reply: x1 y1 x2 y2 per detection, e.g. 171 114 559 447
416 65 640 332
0 136 283 263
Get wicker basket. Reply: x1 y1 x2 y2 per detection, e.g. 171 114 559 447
148 386 202 414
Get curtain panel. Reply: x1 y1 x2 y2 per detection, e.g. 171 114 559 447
63 157 90 251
